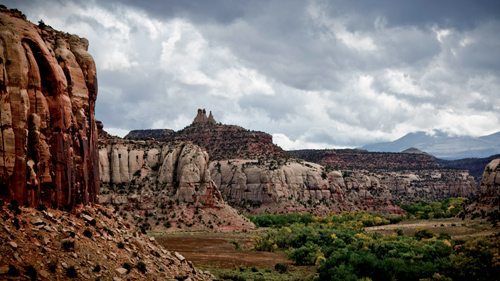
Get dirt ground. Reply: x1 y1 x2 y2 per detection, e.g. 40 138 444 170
365 218 500 240
156 232 289 269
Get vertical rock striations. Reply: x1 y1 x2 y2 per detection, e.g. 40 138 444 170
479 159 500 203
0 8 99 207
98 139 252 231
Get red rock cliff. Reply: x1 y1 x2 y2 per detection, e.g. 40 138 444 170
0 8 99 207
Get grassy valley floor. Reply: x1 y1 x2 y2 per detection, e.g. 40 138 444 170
152 215 499 281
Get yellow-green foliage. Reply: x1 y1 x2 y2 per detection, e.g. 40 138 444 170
249 211 500 281
398 197 468 219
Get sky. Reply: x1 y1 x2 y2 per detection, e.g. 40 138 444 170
6 0 500 149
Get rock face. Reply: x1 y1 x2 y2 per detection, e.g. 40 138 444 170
0 8 99 207
192 108 216 125
98 139 253 231
465 159 500 216
479 159 500 201
210 159 404 215
289 149 477 203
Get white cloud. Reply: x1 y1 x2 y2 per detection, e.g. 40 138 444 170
11 0 500 150
384 70 433 97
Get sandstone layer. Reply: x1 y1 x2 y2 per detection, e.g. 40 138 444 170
210 159 404 215
98 139 253 231
0 8 99 207
479 159 500 205
290 149 477 203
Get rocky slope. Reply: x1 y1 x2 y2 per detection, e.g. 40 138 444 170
98 138 253 231
0 204 214 280
289 149 441 171
124 129 174 140
153 109 290 161
289 149 477 203
0 7 99 207
210 159 404 215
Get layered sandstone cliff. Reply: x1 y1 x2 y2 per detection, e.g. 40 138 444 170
290 149 477 203
464 159 500 217
0 8 99 207
98 139 252 231
210 159 404 215
479 159 500 203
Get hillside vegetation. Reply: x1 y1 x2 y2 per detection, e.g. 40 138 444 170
244 210 500 281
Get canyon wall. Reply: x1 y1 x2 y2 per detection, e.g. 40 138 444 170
0 8 99 207
479 159 500 204
290 149 477 203
98 139 252 230
210 159 404 215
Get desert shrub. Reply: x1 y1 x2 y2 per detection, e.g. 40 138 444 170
151 162 161 171
38 203 47 211
93 265 101 272
230 239 241 250
7 265 20 277
135 261 147 274
12 217 20 229
414 228 435 240
62 240 74 251
65 266 78 278
83 229 92 238
274 263 288 273
438 232 451 240
218 272 246 281
47 261 57 273
122 262 132 273
24 265 37 280
8 200 21 215
117 241 125 249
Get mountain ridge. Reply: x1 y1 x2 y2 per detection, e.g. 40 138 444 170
360 130 500 159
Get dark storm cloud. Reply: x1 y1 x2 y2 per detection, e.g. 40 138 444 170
319 0 500 30
103 0 249 24
3 0 500 148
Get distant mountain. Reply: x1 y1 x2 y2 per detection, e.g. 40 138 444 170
360 130 500 159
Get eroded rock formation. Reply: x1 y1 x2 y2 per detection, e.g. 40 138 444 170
210 159 404 215
0 8 99 207
290 149 477 202
192 108 216 125
479 159 500 201
98 139 253 230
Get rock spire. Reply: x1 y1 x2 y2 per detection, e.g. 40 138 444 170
192 108 216 125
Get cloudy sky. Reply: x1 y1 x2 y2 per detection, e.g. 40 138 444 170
7 0 500 149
